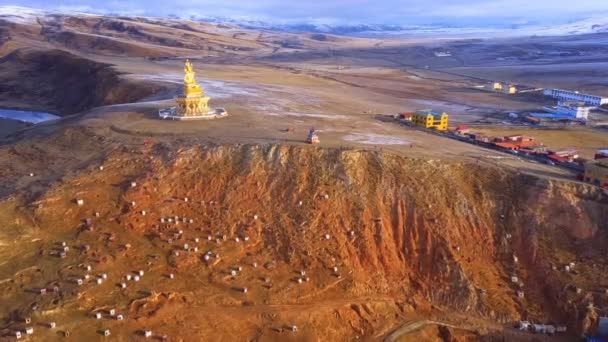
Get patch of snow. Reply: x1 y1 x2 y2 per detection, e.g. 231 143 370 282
131 74 264 99
410 99 472 113
253 103 284 112
131 74 182 85
343 133 411 145
202 80 262 99
265 112 348 120
0 109 61 123
0 6 47 24
0 5 103 24
531 17 608 35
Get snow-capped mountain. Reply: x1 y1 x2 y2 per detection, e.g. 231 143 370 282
194 16 418 35
1 5 607 37
530 16 608 35
184 13 608 37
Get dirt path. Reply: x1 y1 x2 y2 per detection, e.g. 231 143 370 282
384 319 464 341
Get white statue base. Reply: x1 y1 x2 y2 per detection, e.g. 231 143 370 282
158 107 228 121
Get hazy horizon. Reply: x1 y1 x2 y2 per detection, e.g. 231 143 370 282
0 1 607 27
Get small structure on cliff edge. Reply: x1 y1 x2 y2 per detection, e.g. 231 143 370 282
306 128 320 144
159 59 227 120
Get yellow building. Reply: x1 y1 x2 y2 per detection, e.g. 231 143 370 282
584 159 608 187
507 85 518 94
493 82 503 91
411 109 448 131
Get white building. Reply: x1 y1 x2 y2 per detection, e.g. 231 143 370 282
552 101 591 120
434 51 452 57
543 88 608 107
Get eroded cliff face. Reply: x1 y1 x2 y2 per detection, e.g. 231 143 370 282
120 145 608 323
508 178 608 332
2 144 606 340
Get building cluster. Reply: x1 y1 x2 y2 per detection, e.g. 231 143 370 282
493 135 538 151
553 101 592 119
473 82 519 94
490 82 518 94
496 87 608 126
453 126 606 189
525 101 592 124
398 109 449 131
454 128 587 163
493 88 608 125
457 129 548 153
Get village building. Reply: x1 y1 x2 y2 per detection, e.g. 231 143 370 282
467 132 491 143
489 82 517 94
552 101 591 120
505 85 518 94
397 112 414 121
547 148 579 163
493 135 537 150
453 125 471 135
411 109 448 131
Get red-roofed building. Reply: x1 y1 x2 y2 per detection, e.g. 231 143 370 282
468 133 491 143
548 154 570 163
493 135 538 150
548 149 579 162
454 125 471 135
520 145 547 155
398 112 414 121
495 142 520 150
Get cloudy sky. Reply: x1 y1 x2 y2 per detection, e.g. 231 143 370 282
1 0 607 26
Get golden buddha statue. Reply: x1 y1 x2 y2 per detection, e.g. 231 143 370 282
183 59 203 97
175 59 210 116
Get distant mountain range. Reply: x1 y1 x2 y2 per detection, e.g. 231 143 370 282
1 6 608 37
198 16 608 37
531 16 608 36
196 17 424 35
